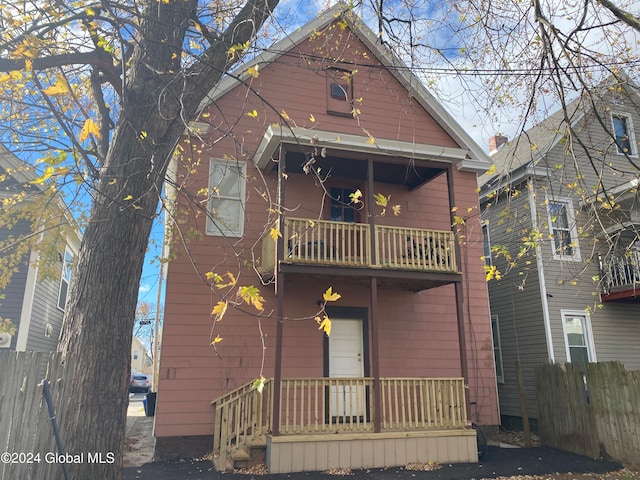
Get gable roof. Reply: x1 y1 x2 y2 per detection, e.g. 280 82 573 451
479 72 640 197
197 4 491 173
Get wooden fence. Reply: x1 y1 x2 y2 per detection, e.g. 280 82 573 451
535 362 640 468
0 351 71 480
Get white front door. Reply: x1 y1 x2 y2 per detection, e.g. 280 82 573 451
329 318 365 417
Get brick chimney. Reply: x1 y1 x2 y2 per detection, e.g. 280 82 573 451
489 135 508 154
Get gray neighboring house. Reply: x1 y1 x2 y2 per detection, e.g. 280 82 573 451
479 74 640 430
0 146 80 374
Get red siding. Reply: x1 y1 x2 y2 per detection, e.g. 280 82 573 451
156 22 497 438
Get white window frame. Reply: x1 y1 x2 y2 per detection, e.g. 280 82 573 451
490 315 504 383
205 159 246 238
546 197 581 262
57 247 73 311
611 113 637 156
561 310 597 367
481 222 492 266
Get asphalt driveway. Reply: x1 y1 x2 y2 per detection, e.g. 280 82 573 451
122 445 628 480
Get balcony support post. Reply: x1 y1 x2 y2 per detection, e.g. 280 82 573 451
367 158 376 265
370 276 382 432
446 165 471 421
273 144 286 436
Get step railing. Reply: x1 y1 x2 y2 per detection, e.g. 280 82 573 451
212 379 273 468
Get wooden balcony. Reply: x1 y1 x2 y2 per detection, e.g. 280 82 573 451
261 218 459 289
600 251 640 301
212 377 470 471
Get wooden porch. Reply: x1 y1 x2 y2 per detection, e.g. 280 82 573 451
212 377 476 472
262 218 458 274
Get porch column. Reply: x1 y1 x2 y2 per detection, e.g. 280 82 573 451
272 144 286 436
446 166 471 419
367 158 382 432
370 277 382 432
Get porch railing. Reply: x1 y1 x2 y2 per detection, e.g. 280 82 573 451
213 377 467 467
261 217 457 273
600 251 640 293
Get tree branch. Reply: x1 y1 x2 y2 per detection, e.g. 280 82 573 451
599 0 640 33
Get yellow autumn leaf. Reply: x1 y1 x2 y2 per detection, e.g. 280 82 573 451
123 195 133 201
392 204 401 216
211 335 223 345
238 285 265 311
269 227 282 240
42 74 70 96
316 316 332 337
486 164 496 175
108 178 117 185
309 113 316 123
205 271 223 283
366 135 375 145
247 109 258 118
323 287 341 302
212 301 228 321
373 193 389 207
247 66 259 78
252 376 267 394
30 165 54 185
79 118 101 142
215 272 237 289
349 189 362 204
281 110 290 121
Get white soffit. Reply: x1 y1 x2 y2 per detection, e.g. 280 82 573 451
253 125 471 169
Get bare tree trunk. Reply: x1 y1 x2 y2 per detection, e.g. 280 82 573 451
55 0 280 477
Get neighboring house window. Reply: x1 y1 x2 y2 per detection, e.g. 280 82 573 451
133 350 139 360
547 198 580 261
482 222 492 266
561 311 596 370
491 315 504 383
57 248 73 311
206 159 246 237
612 114 635 155
330 187 358 222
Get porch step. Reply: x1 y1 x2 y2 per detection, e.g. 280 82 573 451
230 441 267 469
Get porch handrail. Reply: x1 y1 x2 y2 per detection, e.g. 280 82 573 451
600 250 640 292
376 226 457 271
284 217 371 266
212 376 467 466
213 379 273 466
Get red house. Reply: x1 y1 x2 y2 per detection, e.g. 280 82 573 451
155 5 499 472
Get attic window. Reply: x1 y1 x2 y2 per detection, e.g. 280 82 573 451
612 114 635 155
330 83 348 101
326 67 353 117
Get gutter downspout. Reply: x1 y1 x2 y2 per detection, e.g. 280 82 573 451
527 178 555 363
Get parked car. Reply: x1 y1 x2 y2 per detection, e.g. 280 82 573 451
130 373 151 393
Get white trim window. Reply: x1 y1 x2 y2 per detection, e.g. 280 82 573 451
561 310 596 370
490 315 504 383
57 248 73 311
481 222 492 266
612 113 636 156
206 159 246 237
547 197 580 261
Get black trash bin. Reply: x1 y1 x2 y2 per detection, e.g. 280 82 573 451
144 392 156 417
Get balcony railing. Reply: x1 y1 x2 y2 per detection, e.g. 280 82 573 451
600 251 640 293
261 217 457 273
212 377 468 468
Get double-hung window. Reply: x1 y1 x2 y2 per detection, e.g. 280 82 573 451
206 159 246 237
561 311 596 370
57 248 73 311
482 222 492 266
612 114 635 155
547 198 580 261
